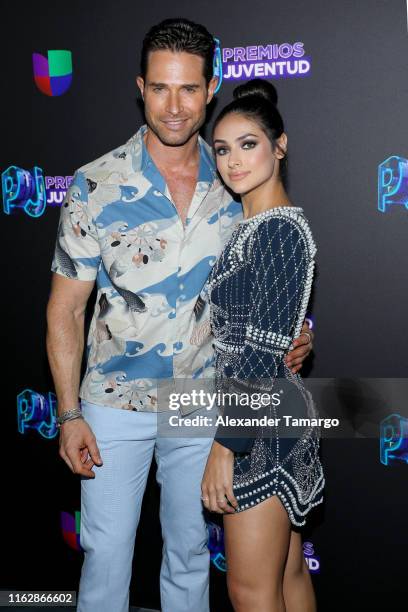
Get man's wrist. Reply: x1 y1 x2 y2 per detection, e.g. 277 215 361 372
56 407 83 428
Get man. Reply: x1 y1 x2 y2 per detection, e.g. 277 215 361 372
46 18 313 612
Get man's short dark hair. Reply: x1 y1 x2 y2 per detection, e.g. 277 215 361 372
140 18 215 84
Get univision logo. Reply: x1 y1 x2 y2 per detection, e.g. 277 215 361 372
32 50 72 96
61 511 82 551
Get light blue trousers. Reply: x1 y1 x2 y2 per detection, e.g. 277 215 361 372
76 400 214 612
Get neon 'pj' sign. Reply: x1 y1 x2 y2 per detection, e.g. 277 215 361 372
378 156 408 213
2 166 73 216
17 389 58 439
213 37 222 94
2 166 46 217
380 413 408 466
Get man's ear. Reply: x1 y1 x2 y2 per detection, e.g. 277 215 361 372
136 76 145 99
275 132 288 159
206 76 218 104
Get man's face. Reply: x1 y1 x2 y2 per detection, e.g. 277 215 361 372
137 50 217 147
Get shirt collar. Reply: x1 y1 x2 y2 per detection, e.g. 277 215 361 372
127 124 216 186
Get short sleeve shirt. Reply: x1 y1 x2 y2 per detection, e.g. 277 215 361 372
51 125 243 411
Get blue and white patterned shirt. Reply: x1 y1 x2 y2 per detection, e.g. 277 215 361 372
51 125 243 411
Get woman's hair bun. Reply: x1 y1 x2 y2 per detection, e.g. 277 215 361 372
232 78 278 106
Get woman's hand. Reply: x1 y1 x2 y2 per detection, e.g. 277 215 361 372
284 320 314 373
201 441 239 514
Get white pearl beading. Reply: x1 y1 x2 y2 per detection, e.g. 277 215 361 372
213 339 243 354
245 324 291 350
234 465 325 527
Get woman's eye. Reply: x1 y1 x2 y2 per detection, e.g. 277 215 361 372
242 141 257 149
215 147 228 156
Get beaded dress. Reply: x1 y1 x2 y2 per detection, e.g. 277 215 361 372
206 206 325 526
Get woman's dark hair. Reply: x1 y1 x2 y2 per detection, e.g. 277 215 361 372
213 79 288 181
140 18 215 84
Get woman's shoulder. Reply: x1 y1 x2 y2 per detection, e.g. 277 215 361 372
244 207 316 257
241 206 306 230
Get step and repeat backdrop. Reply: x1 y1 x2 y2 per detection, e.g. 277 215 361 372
2 1 408 610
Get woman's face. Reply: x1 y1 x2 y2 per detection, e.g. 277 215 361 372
213 113 284 196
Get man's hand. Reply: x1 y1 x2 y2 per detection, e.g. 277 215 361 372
59 418 103 478
284 320 314 374
201 441 238 514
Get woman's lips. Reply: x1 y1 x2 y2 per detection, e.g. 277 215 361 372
228 171 250 181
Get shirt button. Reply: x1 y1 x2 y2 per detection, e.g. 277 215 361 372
179 283 184 290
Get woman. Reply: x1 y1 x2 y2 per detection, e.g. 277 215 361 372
201 79 325 611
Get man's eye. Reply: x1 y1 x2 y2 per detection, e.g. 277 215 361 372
215 148 228 156
153 87 164 92
184 87 196 93
242 141 257 149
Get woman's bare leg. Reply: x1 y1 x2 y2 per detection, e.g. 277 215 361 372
283 530 317 612
224 496 291 611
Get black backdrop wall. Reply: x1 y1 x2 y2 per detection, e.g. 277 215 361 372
2 1 408 610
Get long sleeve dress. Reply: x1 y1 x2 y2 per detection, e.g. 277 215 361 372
207 206 325 526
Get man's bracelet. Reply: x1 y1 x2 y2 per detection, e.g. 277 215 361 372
56 408 84 428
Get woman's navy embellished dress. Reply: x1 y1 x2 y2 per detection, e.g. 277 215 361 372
207 207 325 526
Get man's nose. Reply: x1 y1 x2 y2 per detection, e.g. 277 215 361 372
166 91 183 115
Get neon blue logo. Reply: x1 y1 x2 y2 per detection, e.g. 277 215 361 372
213 37 223 94
378 156 408 213
380 413 408 466
207 520 226 571
2 166 73 216
17 389 58 439
2 166 46 217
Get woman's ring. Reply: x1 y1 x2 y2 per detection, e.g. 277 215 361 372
301 331 312 343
